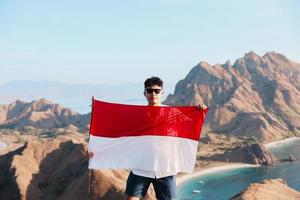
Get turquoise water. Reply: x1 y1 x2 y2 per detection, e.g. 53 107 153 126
177 139 300 200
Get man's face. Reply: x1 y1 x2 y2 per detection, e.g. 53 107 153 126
144 85 163 106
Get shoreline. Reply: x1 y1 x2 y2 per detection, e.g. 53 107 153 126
264 137 300 149
176 163 260 186
177 136 300 186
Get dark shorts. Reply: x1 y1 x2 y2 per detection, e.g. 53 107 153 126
125 172 176 200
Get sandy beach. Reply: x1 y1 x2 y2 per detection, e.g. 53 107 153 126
177 137 300 186
264 137 300 149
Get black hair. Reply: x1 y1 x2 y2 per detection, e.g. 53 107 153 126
144 76 164 88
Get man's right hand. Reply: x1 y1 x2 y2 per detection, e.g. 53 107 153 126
88 151 94 160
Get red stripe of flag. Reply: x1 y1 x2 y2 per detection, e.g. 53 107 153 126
90 99 208 141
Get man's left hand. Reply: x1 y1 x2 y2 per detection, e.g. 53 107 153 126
197 103 207 110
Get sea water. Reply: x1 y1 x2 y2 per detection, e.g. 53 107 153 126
177 139 300 200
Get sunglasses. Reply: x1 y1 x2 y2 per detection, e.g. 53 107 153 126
145 88 162 94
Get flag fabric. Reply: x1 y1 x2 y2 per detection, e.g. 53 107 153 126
88 98 208 176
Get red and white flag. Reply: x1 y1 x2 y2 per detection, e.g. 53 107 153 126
88 98 208 175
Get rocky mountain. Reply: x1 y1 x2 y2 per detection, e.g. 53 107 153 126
230 179 300 200
207 143 278 165
0 136 156 200
3 52 300 142
0 99 90 131
164 51 300 142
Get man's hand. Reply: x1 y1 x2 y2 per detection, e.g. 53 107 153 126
88 151 94 160
197 103 207 110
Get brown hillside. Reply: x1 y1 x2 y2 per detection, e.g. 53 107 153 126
0 99 90 131
164 51 300 142
230 179 300 200
0 137 156 200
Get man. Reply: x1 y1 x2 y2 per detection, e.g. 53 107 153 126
125 76 207 200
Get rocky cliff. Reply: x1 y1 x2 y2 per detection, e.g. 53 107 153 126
164 51 300 142
207 143 278 165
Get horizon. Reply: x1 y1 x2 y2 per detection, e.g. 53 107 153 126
0 50 299 86
1 0 299 87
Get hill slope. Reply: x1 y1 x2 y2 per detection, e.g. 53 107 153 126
164 51 300 142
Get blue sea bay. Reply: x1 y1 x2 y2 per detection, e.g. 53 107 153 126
177 139 300 200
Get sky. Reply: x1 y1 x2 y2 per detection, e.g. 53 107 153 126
0 0 299 87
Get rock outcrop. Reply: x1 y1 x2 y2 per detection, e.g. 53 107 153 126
164 51 300 142
230 179 300 200
280 154 296 162
0 99 90 132
208 143 278 165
